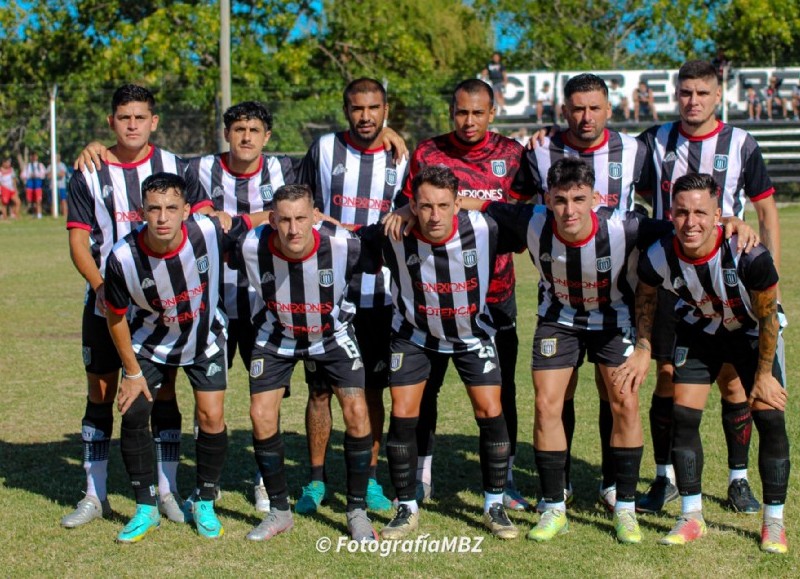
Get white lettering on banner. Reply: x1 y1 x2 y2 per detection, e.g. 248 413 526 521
498 68 800 118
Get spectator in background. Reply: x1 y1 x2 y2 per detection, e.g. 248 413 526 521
0 157 21 219
633 81 658 123
535 81 555 124
766 76 788 121
21 151 46 218
482 52 508 115
711 50 731 82
608 79 630 121
49 154 69 217
746 85 763 121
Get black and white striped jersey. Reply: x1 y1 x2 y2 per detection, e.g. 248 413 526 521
359 211 501 353
237 224 380 357
638 121 774 220
297 131 407 309
638 230 779 336
67 144 209 316
104 214 249 365
485 203 671 331
518 129 648 216
188 152 295 320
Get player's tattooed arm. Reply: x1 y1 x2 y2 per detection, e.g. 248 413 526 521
611 281 658 395
749 284 786 410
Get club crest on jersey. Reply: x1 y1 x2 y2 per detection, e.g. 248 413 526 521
259 184 274 202
211 185 224 199
406 254 421 266
250 358 264 378
674 347 688 367
608 162 623 180
540 338 557 357
462 249 478 267
491 160 507 177
390 353 404 372
318 269 334 287
261 271 275 284
385 168 397 186
141 278 155 289
102 185 114 199
713 154 729 171
196 256 210 274
723 268 738 287
596 256 612 272
332 163 346 176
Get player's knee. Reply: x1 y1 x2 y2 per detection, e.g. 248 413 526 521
249 401 278 437
671 404 703 447
196 407 224 434
121 394 154 430
341 397 369 434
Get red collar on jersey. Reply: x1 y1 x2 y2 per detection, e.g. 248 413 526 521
447 131 490 151
268 227 321 262
220 152 264 178
137 223 189 259
561 128 609 153
673 225 723 265
411 215 459 246
108 144 155 169
678 120 724 142
551 210 599 248
343 131 386 155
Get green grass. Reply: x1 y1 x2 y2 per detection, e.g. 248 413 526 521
1 209 800 577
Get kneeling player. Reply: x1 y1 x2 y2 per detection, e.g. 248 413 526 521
616 173 790 553
236 184 378 543
105 172 258 542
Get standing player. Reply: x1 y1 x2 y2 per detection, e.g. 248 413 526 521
367 165 518 541
292 78 407 515
0 158 21 219
636 60 782 515
482 52 508 115
104 172 259 542
236 183 378 542
189 101 295 513
21 151 46 218
615 173 789 553
521 73 650 511
400 78 529 510
62 84 208 528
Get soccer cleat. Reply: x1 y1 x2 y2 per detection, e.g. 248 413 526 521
503 482 531 511
192 499 224 539
527 508 568 542
613 510 642 544
761 517 788 554
247 508 294 541
658 512 707 546
254 483 271 514
535 485 573 514
295 481 327 514
61 495 112 528
727 479 760 514
598 485 617 513
483 502 519 540
116 504 160 543
381 504 419 540
346 508 378 542
158 493 186 523
366 478 393 512
636 476 679 514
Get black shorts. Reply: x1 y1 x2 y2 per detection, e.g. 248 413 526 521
651 288 679 361
531 321 634 370
306 306 392 394
250 335 365 396
672 324 785 392
81 305 122 375
389 335 501 387
227 317 256 370
138 348 227 393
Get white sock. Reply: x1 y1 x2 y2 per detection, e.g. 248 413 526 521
157 461 179 496
729 469 748 484
544 500 566 512
507 455 515 482
85 460 108 501
400 500 419 514
417 456 433 486
681 493 703 514
665 464 676 484
484 492 504 512
615 500 635 513
765 504 784 519
255 471 264 487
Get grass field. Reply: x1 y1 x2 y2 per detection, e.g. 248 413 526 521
1 209 799 577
